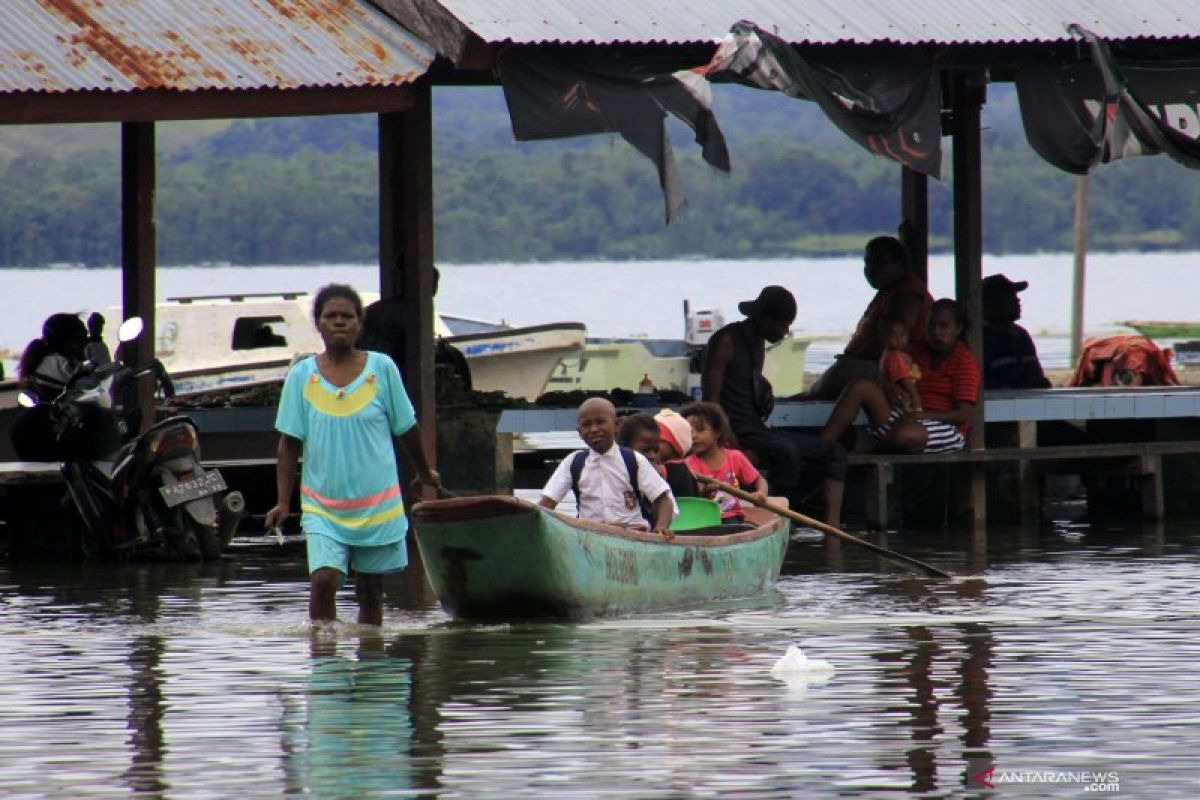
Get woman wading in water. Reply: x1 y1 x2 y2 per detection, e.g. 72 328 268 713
265 284 440 626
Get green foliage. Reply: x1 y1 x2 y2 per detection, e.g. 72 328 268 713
1 84 1199 267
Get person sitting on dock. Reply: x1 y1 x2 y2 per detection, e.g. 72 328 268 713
806 229 933 399
701 285 847 527
540 398 676 536
982 273 1051 389
682 402 768 524
10 313 89 461
820 299 980 454
616 411 699 499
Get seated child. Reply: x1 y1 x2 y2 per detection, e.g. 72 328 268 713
540 398 675 535
879 315 922 413
681 402 767 523
616 412 699 499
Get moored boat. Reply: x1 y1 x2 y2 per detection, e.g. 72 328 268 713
1121 320 1200 339
410 495 789 620
545 335 810 397
0 293 586 408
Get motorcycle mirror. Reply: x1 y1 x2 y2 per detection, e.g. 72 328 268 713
16 391 37 408
118 317 145 342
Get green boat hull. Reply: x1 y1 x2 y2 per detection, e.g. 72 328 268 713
1121 320 1200 339
411 496 789 620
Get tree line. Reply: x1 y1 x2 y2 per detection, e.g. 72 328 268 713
1 111 1198 268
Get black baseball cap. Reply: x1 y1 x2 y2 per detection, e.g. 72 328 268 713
737 285 797 323
982 274 1029 297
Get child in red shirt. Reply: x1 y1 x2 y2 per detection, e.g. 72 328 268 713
879 316 923 414
682 402 767 522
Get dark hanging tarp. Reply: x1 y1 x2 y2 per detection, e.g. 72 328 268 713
701 21 943 178
1017 25 1200 174
499 47 731 223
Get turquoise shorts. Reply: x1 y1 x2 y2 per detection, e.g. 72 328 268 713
306 532 409 577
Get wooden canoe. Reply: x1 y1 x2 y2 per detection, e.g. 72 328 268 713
410 495 790 620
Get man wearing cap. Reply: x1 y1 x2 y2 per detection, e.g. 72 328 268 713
982 274 1050 389
701 285 847 526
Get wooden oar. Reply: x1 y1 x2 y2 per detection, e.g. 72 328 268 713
696 476 953 580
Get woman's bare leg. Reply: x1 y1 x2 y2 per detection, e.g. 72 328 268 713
822 477 844 528
309 567 342 622
822 378 893 441
888 420 928 454
354 574 385 626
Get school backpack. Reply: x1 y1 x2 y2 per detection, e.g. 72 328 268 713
1068 335 1180 387
569 447 654 526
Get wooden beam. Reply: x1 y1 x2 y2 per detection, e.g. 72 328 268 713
1070 174 1090 365
121 122 156 432
900 166 929 282
0 85 413 125
950 71 987 530
388 85 436 461
379 113 402 303
951 72 987 453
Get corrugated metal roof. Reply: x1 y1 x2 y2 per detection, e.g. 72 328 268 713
433 0 1200 45
0 0 435 94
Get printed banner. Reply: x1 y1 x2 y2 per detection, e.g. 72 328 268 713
702 21 943 178
1016 25 1200 174
500 48 731 222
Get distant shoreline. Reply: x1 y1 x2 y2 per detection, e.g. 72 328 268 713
5 246 1200 271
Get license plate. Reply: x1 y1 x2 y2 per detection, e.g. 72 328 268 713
160 470 226 508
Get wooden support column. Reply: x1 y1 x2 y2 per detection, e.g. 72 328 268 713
863 462 893 531
379 84 436 461
950 72 987 528
1017 421 1040 523
900 166 929 283
121 122 156 431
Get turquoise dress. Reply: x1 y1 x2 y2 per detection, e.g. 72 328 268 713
275 352 416 546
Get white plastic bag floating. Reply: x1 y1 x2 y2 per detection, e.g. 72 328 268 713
771 645 835 694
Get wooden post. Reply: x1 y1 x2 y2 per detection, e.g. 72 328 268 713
379 85 436 462
121 122 156 432
1017 420 1039 523
1140 454 1164 520
1070 174 1089 366
863 462 893 531
901 166 929 283
951 72 987 528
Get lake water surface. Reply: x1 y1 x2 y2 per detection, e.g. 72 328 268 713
2 522 1196 797
3 252 1199 374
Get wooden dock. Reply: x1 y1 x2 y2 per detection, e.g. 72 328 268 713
497 387 1200 527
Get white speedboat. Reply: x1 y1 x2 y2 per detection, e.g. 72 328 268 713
0 294 586 407
440 314 587 400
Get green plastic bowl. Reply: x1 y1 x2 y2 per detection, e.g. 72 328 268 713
671 497 722 530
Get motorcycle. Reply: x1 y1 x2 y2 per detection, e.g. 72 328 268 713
18 317 244 561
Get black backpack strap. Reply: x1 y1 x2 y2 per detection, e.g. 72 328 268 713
573 447 656 526
618 446 656 526
569 450 588 507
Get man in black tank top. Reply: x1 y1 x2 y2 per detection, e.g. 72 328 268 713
701 286 847 527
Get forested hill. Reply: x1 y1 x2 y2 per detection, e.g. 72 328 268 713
0 84 1197 268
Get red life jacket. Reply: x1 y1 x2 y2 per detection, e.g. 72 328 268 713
1068 335 1180 387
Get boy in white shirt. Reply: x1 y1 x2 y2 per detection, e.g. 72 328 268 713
540 398 676 536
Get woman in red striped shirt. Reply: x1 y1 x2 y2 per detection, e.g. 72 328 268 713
821 299 980 454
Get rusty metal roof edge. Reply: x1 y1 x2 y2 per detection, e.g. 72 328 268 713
478 33 1199 47
3 81 425 97
1 0 437 95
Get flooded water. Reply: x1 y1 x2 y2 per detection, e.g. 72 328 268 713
1 522 1197 798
